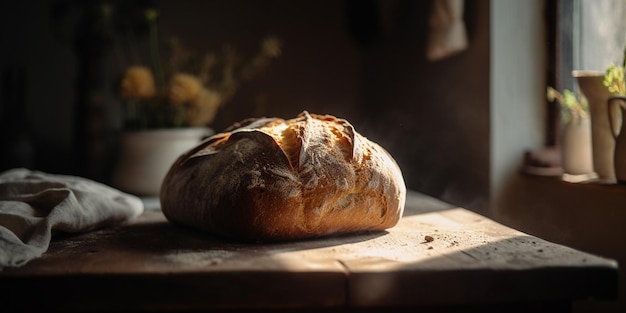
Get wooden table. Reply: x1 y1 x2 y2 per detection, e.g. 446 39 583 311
0 191 617 312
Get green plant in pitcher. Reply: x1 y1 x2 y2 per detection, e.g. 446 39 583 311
603 63 626 95
603 44 626 95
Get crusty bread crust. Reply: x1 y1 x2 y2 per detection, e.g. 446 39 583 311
160 111 406 241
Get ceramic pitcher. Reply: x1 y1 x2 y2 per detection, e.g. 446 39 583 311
608 95 626 183
573 70 617 181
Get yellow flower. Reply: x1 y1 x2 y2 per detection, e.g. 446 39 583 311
120 66 156 99
261 37 282 57
169 73 202 105
187 88 222 126
144 8 158 22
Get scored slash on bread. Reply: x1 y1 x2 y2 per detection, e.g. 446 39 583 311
160 111 406 241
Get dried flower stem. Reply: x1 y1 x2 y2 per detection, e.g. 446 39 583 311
146 8 165 89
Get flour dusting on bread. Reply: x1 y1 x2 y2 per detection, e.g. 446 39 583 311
160 111 406 241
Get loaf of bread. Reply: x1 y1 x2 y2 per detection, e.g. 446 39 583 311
160 111 406 241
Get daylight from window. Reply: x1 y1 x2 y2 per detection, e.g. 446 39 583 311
575 0 626 71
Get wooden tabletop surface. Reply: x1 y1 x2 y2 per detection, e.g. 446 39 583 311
0 191 618 312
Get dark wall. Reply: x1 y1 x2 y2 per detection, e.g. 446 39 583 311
0 0 490 213
349 0 490 213
154 0 362 129
156 0 491 212
0 0 77 175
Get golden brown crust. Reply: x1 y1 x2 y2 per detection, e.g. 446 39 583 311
160 111 406 241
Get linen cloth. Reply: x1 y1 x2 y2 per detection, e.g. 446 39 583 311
426 0 468 61
0 168 144 269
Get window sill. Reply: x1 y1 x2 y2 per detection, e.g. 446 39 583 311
521 170 626 195
522 146 626 194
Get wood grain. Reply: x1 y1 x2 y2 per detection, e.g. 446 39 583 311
0 191 617 311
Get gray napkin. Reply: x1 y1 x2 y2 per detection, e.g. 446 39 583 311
0 168 144 269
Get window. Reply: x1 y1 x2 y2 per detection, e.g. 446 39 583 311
558 0 626 91
529 0 626 183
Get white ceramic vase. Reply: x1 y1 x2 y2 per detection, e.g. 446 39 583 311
560 113 593 175
112 127 213 196
573 70 618 181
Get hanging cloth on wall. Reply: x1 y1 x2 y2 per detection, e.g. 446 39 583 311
426 0 468 61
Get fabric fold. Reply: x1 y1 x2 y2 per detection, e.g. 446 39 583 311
0 168 144 269
427 0 468 61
